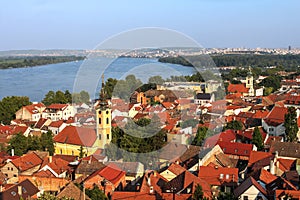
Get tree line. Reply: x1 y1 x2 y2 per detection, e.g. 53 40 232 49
42 90 90 106
7 131 55 156
0 56 85 69
159 54 300 69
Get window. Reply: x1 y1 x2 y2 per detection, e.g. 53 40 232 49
107 134 110 140
243 196 248 200
106 110 109 114
99 118 102 124
99 134 101 140
219 174 224 179
60 149 62 154
106 117 109 124
99 111 101 115
13 174 17 177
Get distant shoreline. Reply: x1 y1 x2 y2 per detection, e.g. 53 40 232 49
0 56 85 70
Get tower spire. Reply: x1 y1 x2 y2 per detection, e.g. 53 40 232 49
99 73 107 108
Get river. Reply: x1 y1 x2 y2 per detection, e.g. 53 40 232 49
0 57 197 102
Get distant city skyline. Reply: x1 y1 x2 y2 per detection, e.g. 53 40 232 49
0 0 299 50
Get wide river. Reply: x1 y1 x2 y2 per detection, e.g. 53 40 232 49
0 57 197 102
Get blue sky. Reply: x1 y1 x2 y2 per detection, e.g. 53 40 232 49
0 0 299 50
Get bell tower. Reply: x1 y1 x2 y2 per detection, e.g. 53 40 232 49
246 66 255 96
96 74 112 149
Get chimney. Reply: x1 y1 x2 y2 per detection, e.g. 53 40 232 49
18 186 22 196
149 186 154 194
11 149 14 157
270 160 275 175
136 183 140 191
49 156 52 163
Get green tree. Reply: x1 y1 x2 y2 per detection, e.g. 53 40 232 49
85 185 108 200
103 78 118 99
64 90 72 103
0 96 31 124
192 127 207 146
42 91 55 106
41 131 55 155
224 120 243 131
284 107 299 142
148 75 164 85
135 118 151 127
78 146 85 159
193 184 204 200
252 127 264 150
259 75 282 92
80 90 90 104
216 192 236 200
55 90 68 104
7 133 28 156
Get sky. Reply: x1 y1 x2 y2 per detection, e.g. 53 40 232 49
0 0 299 50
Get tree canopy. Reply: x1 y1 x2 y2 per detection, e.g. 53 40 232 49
7 131 55 156
0 96 31 125
42 90 90 105
252 127 264 150
284 107 298 142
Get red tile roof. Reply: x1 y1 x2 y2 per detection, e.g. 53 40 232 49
198 166 238 186
227 83 249 93
248 151 272 167
49 120 64 128
204 129 236 148
86 164 126 185
264 106 288 126
41 156 71 175
11 152 43 172
165 163 186 175
217 141 253 157
47 104 68 110
277 158 295 172
276 190 300 199
23 103 45 114
252 169 277 184
54 126 97 147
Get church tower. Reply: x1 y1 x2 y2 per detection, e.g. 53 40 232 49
246 66 255 96
96 74 112 149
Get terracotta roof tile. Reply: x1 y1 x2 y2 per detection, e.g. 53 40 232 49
54 126 97 147
217 141 253 157
227 83 249 93
11 152 43 172
85 164 125 185
199 166 238 186
248 151 272 167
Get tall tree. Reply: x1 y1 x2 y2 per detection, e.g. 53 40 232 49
284 107 299 142
42 91 55 106
0 96 31 124
252 127 264 150
55 90 68 104
41 131 55 155
193 184 204 200
7 133 28 156
85 185 108 200
192 127 207 146
64 90 73 103
224 120 243 131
